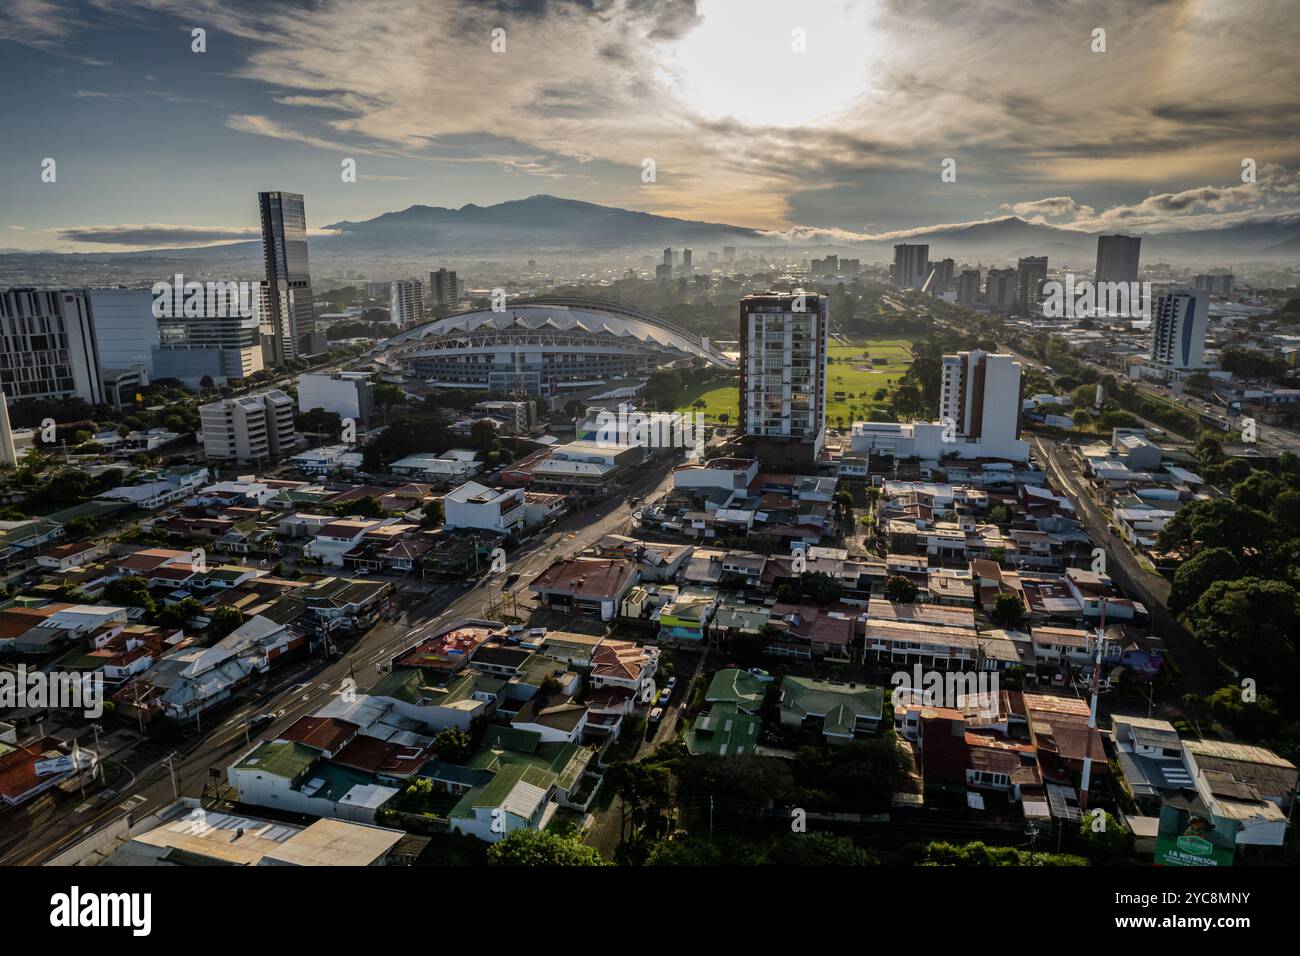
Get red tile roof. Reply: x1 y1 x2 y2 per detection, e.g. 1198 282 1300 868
277 715 360 754
530 558 635 599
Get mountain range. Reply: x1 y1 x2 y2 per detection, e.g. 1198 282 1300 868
4 195 1299 281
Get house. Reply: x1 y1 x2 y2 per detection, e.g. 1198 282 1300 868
523 492 567 529
443 726 596 841
0 736 94 807
657 591 717 644
36 541 102 572
301 577 393 634
1110 714 1193 808
778 677 883 742
304 518 395 567
529 558 638 621
367 669 504 731
685 702 762 755
105 802 408 866
392 621 500 675
226 740 399 824
589 639 658 691
1155 740 1298 861
511 695 589 743
443 481 526 534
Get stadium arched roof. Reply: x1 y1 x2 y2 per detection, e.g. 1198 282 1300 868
366 296 735 368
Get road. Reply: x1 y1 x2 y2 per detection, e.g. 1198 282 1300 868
1032 435 1225 693
0 452 683 865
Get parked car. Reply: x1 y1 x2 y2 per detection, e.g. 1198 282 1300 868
748 668 775 683
665 676 677 692
648 706 664 724
657 688 672 706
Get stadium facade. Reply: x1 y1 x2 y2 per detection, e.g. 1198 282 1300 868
366 297 733 396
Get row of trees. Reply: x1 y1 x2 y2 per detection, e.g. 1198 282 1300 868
1160 459 1300 712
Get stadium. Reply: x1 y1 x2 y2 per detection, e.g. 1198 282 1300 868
367 296 734 396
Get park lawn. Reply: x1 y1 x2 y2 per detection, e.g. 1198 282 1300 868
672 338 914 428
673 377 740 424
825 338 914 430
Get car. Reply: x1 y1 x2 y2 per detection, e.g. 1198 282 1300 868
462 580 475 589
657 688 672 706
665 676 677 692
249 713 275 731
648 707 664 724
747 668 775 682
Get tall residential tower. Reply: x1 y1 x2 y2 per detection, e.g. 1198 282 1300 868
739 291 828 458
258 191 314 367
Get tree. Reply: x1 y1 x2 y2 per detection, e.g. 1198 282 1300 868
774 571 842 606
990 592 1025 628
883 574 918 604
469 419 498 450
154 597 205 629
103 576 156 616
605 760 673 844
485 828 609 866
209 605 245 639
334 495 383 518
420 499 445 528
832 490 854 518
920 841 1087 866
1079 810 1132 856
1156 498 1277 561
1169 547 1242 613
432 727 473 763
1187 577 1300 683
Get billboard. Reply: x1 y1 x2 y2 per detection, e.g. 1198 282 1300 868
1154 806 1234 867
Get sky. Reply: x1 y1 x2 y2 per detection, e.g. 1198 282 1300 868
2 0 1300 252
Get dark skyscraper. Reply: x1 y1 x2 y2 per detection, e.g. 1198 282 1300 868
258 191 314 366
1094 234 1141 286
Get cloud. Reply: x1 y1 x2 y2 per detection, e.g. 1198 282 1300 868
225 114 358 153
10 0 1300 235
1004 197 1097 223
55 221 341 247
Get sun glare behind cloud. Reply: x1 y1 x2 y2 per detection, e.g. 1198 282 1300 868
660 0 885 129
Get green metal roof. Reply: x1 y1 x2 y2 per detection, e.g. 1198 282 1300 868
685 702 762 756
704 668 767 713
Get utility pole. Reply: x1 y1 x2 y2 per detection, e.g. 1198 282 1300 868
1079 597 1106 813
164 752 180 801
91 723 104 783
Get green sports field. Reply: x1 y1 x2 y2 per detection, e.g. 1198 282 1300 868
673 337 914 429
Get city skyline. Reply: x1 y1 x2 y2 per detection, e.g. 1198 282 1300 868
2 0 1300 253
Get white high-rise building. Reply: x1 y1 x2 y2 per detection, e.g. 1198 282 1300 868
389 279 425 326
894 244 930 290
1151 288 1208 370
298 371 374 422
739 291 828 457
939 349 1024 451
200 388 296 464
0 288 103 404
1095 234 1142 285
